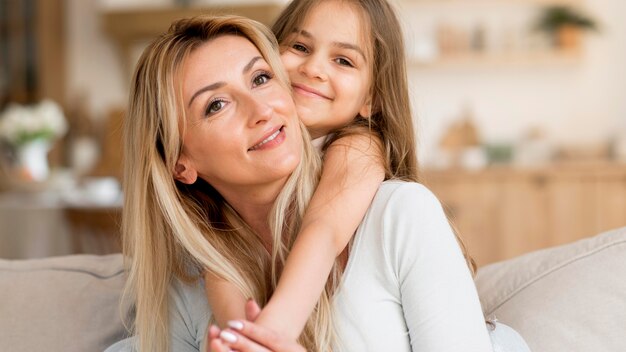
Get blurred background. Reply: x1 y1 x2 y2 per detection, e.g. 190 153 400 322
0 0 624 266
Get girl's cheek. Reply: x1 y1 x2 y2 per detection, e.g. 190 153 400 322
279 52 299 76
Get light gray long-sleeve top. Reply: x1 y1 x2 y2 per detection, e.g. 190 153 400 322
107 181 493 351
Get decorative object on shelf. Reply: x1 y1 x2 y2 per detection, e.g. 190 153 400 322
612 134 626 163
484 143 514 165
0 100 68 182
514 127 555 167
438 106 485 169
534 6 598 50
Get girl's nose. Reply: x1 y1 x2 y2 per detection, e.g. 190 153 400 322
299 54 328 81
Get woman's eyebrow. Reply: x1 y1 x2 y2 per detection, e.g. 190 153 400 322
188 82 225 108
187 56 263 108
243 56 262 74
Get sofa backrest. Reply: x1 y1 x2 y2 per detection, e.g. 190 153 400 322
476 227 626 352
0 253 131 352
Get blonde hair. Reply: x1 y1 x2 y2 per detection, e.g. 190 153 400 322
123 15 339 351
274 0 476 273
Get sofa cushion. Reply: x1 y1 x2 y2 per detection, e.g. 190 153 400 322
476 227 626 352
0 254 131 352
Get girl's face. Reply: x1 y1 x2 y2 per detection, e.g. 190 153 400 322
280 1 372 139
176 35 302 199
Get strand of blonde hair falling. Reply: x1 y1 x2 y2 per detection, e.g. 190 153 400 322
122 15 341 352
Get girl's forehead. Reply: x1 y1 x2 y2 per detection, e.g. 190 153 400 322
298 1 373 54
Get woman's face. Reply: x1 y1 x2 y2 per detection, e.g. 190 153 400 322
177 35 302 198
280 1 372 139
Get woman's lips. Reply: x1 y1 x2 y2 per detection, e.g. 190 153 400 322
248 126 285 151
291 83 331 100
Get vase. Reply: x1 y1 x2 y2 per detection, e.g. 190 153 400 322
16 139 51 182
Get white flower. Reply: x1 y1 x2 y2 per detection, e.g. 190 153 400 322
35 99 68 136
0 100 68 146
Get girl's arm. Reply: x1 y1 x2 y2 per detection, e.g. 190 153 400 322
204 271 248 328
254 133 385 339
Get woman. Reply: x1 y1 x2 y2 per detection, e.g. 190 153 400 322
108 15 496 352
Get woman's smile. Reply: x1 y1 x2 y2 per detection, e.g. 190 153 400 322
248 126 286 151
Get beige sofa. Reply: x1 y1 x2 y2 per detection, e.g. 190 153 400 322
1 227 625 352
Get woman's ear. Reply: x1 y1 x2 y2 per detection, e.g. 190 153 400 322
174 154 198 184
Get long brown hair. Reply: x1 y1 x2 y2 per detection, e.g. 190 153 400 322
123 15 335 351
273 0 419 182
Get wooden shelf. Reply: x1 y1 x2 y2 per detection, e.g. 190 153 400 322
101 4 283 75
102 4 283 47
403 0 581 5
409 48 581 69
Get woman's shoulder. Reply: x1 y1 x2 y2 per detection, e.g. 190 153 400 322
169 278 212 350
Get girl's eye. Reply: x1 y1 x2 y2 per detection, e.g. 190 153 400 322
252 72 273 87
335 57 354 67
205 99 226 116
292 43 308 53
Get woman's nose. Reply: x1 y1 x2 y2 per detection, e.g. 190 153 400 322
246 94 273 127
299 54 328 81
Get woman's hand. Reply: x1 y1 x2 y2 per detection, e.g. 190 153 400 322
207 300 305 352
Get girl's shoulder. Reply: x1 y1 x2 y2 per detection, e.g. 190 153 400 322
374 180 441 212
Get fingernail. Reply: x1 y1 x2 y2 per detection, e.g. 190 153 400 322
227 320 244 330
220 330 238 343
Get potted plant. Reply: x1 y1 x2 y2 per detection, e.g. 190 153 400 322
0 100 68 182
534 6 598 50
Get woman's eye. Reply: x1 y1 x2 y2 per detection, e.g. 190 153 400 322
252 72 272 87
335 57 354 67
205 99 225 116
292 43 308 53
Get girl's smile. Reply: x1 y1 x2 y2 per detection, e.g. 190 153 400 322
291 82 332 100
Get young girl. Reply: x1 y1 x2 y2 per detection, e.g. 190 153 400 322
205 0 431 349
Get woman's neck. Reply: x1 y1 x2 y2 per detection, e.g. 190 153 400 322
217 180 286 249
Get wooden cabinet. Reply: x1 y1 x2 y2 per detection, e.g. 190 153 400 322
423 164 626 267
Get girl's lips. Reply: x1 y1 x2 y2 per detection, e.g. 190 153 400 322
248 126 285 151
291 83 331 100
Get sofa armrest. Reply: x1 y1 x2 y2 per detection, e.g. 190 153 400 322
0 254 132 352
476 227 626 351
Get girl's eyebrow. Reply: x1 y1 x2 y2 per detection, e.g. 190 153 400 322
295 29 366 61
187 56 263 107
